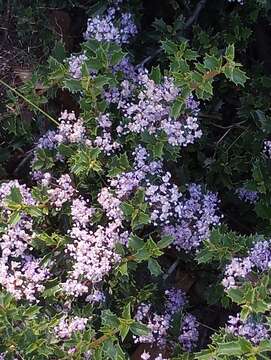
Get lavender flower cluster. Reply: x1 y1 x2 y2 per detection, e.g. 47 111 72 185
178 313 199 352
134 288 199 352
67 53 87 79
32 111 121 176
235 187 259 204
227 0 244 4
107 146 220 252
84 5 137 44
163 184 220 252
67 48 202 151
263 140 271 158
222 239 271 289
227 314 269 344
113 68 202 149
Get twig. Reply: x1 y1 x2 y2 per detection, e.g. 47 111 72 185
216 128 232 146
163 258 180 280
14 149 35 175
137 0 208 68
208 120 248 129
184 0 207 29
0 79 59 126
89 330 118 349
226 126 250 152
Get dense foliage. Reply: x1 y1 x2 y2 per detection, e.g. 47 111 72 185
0 0 271 359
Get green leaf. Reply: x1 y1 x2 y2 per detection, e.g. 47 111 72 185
51 41 67 62
33 149 55 171
119 322 130 341
9 211 21 225
9 187 23 204
108 153 131 177
223 65 248 87
150 140 164 159
150 65 162 84
121 202 134 217
230 67 248 86
26 206 44 217
69 147 102 177
63 78 83 93
239 338 253 353
217 341 243 356
122 303 131 320
58 144 76 158
94 75 111 89
148 258 162 276
240 306 251 321
258 339 271 352
227 287 244 304
131 210 150 229
157 235 173 249
101 310 120 330
225 44 235 62
111 49 126 66
130 322 149 336
128 234 145 250
102 340 117 359
134 244 151 262
171 99 184 118
23 305 40 319
118 262 128 276
194 349 214 360
253 299 269 313
161 39 179 55
42 281 61 299
203 54 222 71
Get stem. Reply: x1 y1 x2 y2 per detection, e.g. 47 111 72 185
89 330 118 349
0 79 59 126
185 0 207 29
163 257 180 280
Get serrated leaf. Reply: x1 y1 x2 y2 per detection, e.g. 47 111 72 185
217 341 243 356
225 44 235 62
131 210 150 229
121 202 134 217
203 54 222 71
9 211 21 225
122 303 131 320
9 187 23 204
128 234 145 250
161 39 179 55
130 322 149 336
26 206 44 217
119 322 130 341
63 78 83 93
118 262 128 276
111 49 125 66
157 235 173 249
148 258 162 276
150 65 162 84
171 99 184 118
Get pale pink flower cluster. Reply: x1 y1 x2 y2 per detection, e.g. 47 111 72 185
48 174 75 209
62 223 122 297
0 182 50 301
54 316 89 339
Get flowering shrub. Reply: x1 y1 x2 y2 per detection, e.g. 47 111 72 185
1 0 271 359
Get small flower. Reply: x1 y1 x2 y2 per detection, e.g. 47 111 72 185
141 351 151 360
